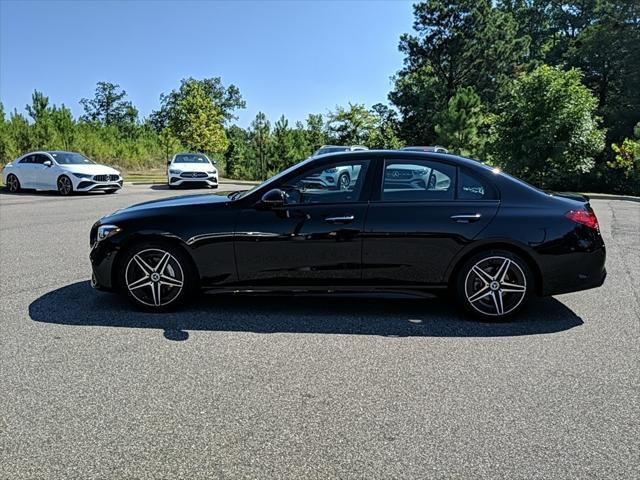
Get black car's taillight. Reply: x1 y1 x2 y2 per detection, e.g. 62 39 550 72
566 209 599 230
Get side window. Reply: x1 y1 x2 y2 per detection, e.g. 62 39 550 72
19 155 34 164
381 159 456 201
457 169 496 200
32 154 49 165
282 160 370 204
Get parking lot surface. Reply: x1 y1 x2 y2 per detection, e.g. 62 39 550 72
1 184 638 479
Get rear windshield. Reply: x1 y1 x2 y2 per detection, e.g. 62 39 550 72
174 154 210 164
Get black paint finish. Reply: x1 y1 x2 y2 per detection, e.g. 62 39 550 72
90 151 606 297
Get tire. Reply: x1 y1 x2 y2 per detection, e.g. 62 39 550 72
338 172 350 190
118 241 196 312
6 174 21 193
57 175 73 196
455 249 532 321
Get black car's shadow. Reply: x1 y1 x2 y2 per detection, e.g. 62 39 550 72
29 281 584 341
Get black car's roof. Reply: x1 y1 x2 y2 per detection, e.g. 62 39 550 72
311 149 493 171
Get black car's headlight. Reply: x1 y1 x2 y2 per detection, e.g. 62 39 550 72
73 172 93 179
97 224 121 242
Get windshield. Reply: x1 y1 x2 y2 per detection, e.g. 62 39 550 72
233 157 315 200
51 152 94 165
174 154 210 164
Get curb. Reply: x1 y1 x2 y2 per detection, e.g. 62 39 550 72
583 193 640 203
124 179 260 187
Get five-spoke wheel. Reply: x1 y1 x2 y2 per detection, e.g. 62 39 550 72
121 243 194 311
6 174 21 193
57 175 73 196
457 251 531 320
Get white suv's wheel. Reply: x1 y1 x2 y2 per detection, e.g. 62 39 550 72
456 250 532 321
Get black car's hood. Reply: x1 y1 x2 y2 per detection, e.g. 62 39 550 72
108 193 231 217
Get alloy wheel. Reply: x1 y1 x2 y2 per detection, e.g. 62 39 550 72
125 248 184 307
464 256 527 317
57 176 72 195
6 174 19 192
339 173 350 190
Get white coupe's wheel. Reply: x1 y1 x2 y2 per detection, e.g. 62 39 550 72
6 174 21 193
57 175 73 196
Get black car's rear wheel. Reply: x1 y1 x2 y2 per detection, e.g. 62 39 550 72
456 250 532 321
6 174 21 193
119 242 195 311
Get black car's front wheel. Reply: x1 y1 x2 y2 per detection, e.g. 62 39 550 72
456 250 532 321
119 242 196 311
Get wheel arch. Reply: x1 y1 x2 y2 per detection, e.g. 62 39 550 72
446 241 544 296
110 233 201 290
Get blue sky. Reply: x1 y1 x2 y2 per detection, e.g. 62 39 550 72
0 0 414 127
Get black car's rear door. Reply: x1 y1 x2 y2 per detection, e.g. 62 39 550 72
234 158 373 286
362 158 500 285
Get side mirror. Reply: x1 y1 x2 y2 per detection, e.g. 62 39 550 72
167 159 171 165
261 188 285 208
43 160 52 167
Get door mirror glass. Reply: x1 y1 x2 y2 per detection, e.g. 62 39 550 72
43 160 52 167
261 188 285 207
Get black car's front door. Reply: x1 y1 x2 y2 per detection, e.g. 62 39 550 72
362 159 500 286
234 158 372 286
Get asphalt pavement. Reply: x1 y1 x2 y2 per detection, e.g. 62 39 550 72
0 184 638 479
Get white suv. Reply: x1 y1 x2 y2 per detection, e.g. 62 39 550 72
312 145 368 157
167 153 218 188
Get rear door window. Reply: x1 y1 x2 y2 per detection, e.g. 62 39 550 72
381 159 456 201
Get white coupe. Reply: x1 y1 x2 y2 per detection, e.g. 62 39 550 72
2 151 122 195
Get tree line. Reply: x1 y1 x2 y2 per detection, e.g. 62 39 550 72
0 0 638 194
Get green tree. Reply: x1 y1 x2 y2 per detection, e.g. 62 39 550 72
291 121 311 159
305 114 326 152
80 82 139 127
491 65 605 188
327 103 377 145
50 105 75 150
251 112 270 180
150 77 245 131
391 0 528 144
158 128 181 164
369 103 402 149
164 79 229 155
270 115 296 174
225 125 251 179
434 87 486 157
608 122 640 193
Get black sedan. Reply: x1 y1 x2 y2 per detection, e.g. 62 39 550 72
90 151 606 320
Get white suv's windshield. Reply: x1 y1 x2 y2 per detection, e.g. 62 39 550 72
174 154 210 164
51 152 94 165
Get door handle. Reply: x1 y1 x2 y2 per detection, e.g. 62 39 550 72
450 213 482 223
325 215 355 224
